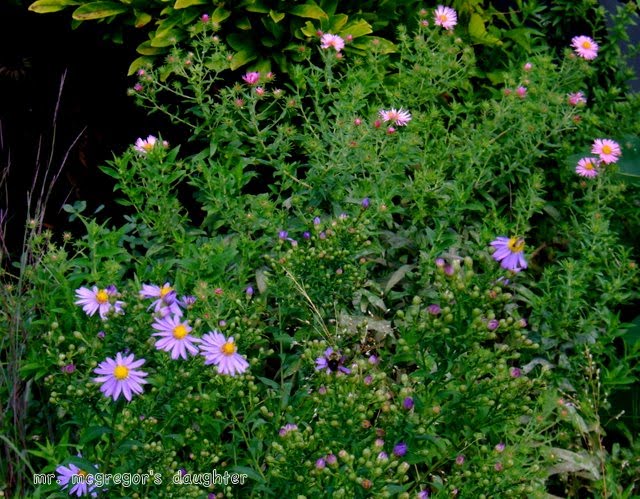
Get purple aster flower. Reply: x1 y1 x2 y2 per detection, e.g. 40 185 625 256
313 217 321 226
361 197 370 208
487 319 499 330
393 442 407 457
152 315 200 360
279 423 298 437
326 453 337 465
490 236 527 272
303 231 311 239
61 364 76 374
364 375 373 385
403 397 414 410
93 352 148 401
377 451 389 461
315 458 326 470
178 295 197 308
74 286 115 319
200 331 250 376
56 456 98 497
97 331 105 339
315 347 351 375
140 282 183 316
242 71 260 85
278 230 288 240
418 490 430 499
245 286 254 297
495 442 506 453
368 355 379 365
510 367 521 378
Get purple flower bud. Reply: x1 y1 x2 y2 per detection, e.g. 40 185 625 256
319 232 326 239
368 355 379 365
444 264 454 276
510 367 521 378
364 375 373 385
418 491 430 499
106 284 117 295
61 364 76 374
179 468 187 477
218 320 227 327
278 230 288 239
374 438 385 448
201 13 210 22
318 386 327 394
313 217 321 226
315 458 326 470
403 397 414 410
393 442 407 457
246 286 254 297
494 461 503 472
377 451 388 461
339 213 348 220
361 197 370 208
97 331 106 339
303 231 311 239
326 453 337 465
487 319 499 331
456 455 465 465
427 304 441 315
495 443 505 453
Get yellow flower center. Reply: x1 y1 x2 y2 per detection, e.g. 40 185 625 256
439 15 448 22
143 142 154 151
77 470 88 478
113 365 129 380
601 145 612 154
584 161 595 170
160 285 173 298
507 237 525 253
173 324 188 339
220 341 236 356
96 289 109 304
582 41 592 49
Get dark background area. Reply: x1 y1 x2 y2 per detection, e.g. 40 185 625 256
0 2 167 257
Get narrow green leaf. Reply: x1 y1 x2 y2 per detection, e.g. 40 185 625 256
269 10 285 23
28 0 79 14
174 0 206 9
136 41 167 55
72 2 128 20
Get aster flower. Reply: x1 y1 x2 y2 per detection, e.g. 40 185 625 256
93 352 148 401
152 315 200 360
315 347 351 374
571 35 598 60
434 5 457 30
516 86 527 99
242 71 260 85
134 135 159 154
56 457 98 497
490 236 528 272
279 423 298 437
200 331 250 376
575 157 600 178
393 442 408 457
320 33 345 52
567 91 587 106
140 282 182 316
591 138 621 164
379 108 412 126
75 285 119 319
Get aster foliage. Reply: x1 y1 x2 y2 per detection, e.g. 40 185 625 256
4 3 640 498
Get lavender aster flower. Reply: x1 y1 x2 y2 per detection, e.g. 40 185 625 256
93 352 148 401
315 347 351 374
152 315 200 360
490 236 527 272
200 331 250 376
56 457 98 497
393 442 407 457
140 282 183 316
74 286 115 319
403 397 414 410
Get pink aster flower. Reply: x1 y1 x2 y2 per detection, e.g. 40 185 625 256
379 108 412 126
200 331 250 376
571 36 598 60
56 457 98 497
320 33 345 52
591 138 621 164
140 282 182 316
567 91 587 106
75 285 118 319
134 135 164 154
434 5 457 30
93 352 148 402
490 236 528 272
575 157 600 178
152 315 200 360
242 71 260 85
516 86 527 99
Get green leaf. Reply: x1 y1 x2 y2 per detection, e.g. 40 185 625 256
28 0 79 14
384 264 415 294
288 1 328 20
235 16 252 30
134 10 152 27
228 466 265 483
136 41 167 55
269 10 285 23
80 426 112 445
128 56 154 75
72 2 128 20
329 13 348 33
243 0 269 14
150 29 184 47
616 135 640 186
174 0 206 8
300 20 317 37
230 49 257 70
211 6 231 24
339 18 372 38
468 13 487 39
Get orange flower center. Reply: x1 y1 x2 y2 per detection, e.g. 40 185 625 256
173 325 188 339
221 341 236 356
582 41 592 49
439 15 448 22
584 161 595 170
113 365 129 380
507 237 525 253
96 289 109 304
601 145 612 154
